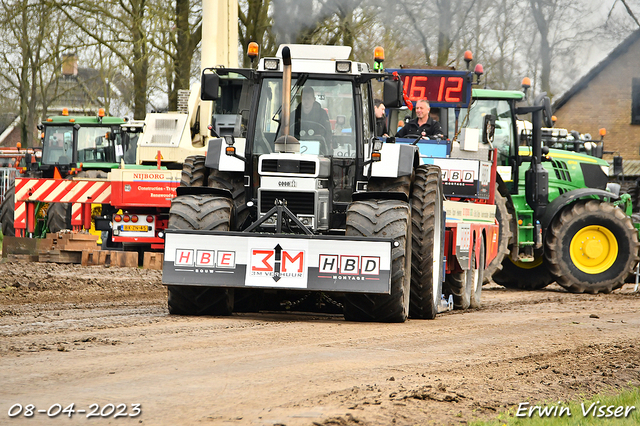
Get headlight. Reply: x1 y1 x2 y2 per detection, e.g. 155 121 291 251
264 59 280 70
600 165 611 176
336 61 351 73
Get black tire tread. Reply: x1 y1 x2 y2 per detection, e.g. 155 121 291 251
484 184 513 283
409 165 443 319
493 256 555 290
208 169 248 230
0 185 15 236
443 271 469 309
180 155 208 187
343 199 411 323
167 195 235 316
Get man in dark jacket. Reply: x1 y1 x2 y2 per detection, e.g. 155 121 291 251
374 98 388 137
293 87 332 147
396 99 443 139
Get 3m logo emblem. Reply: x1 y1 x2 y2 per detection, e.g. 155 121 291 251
318 255 380 275
251 244 305 282
175 249 235 268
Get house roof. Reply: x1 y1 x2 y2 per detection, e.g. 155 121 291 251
553 29 640 112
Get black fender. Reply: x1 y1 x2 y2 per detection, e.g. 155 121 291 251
540 188 619 232
176 186 233 199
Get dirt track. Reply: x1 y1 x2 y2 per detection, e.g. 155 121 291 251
0 261 639 425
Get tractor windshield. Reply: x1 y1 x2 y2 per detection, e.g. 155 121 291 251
453 99 515 160
77 126 124 163
42 125 126 165
254 77 357 157
42 126 74 165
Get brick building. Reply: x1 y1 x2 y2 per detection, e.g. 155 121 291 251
553 29 640 162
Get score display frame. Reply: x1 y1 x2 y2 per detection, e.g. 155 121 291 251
386 69 472 109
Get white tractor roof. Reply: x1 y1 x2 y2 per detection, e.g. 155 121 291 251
276 44 352 61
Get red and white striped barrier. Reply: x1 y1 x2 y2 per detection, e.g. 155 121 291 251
14 178 111 234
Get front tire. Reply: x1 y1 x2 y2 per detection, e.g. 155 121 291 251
484 184 513 284
493 255 555 290
343 199 411 323
166 195 235 315
409 165 444 319
545 200 639 294
0 185 15 236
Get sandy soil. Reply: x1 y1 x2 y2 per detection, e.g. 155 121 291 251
0 260 639 425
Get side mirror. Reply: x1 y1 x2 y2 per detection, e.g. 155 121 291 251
383 79 403 108
534 93 553 128
613 155 623 176
482 114 496 144
201 72 220 100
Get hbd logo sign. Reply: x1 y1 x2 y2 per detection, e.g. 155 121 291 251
251 244 305 282
442 169 475 183
318 255 380 275
174 249 235 268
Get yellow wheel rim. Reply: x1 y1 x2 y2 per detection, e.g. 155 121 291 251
509 256 543 270
569 225 618 274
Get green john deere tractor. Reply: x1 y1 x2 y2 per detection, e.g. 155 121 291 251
0 112 139 237
455 89 638 293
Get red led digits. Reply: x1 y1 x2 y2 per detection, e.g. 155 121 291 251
444 77 463 102
400 73 467 105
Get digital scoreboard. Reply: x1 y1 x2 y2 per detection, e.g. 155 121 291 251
387 69 472 108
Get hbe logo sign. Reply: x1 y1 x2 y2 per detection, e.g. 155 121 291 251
174 249 235 268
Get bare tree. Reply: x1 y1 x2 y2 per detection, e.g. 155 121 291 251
0 1 69 147
148 0 202 111
239 0 277 67
56 0 150 119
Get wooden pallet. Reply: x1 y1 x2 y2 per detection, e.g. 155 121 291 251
81 249 138 267
143 252 163 270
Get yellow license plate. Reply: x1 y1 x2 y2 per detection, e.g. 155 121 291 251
122 225 149 232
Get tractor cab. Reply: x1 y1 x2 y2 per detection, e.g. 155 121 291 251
36 109 126 178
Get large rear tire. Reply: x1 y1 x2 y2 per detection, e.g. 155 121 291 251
0 185 15 236
342 199 411 323
208 169 249 230
443 271 470 310
484 185 513 284
409 165 444 319
180 155 207 187
545 200 639 294
493 255 555 290
166 195 235 315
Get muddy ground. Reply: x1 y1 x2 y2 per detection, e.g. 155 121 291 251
0 260 639 425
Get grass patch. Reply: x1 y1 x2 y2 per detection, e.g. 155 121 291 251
471 386 640 426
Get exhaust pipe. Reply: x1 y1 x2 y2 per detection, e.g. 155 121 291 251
275 46 299 153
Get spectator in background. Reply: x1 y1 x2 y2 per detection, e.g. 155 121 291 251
374 99 388 137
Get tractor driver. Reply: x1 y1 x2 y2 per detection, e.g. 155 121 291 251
292 87 332 149
396 99 443 139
